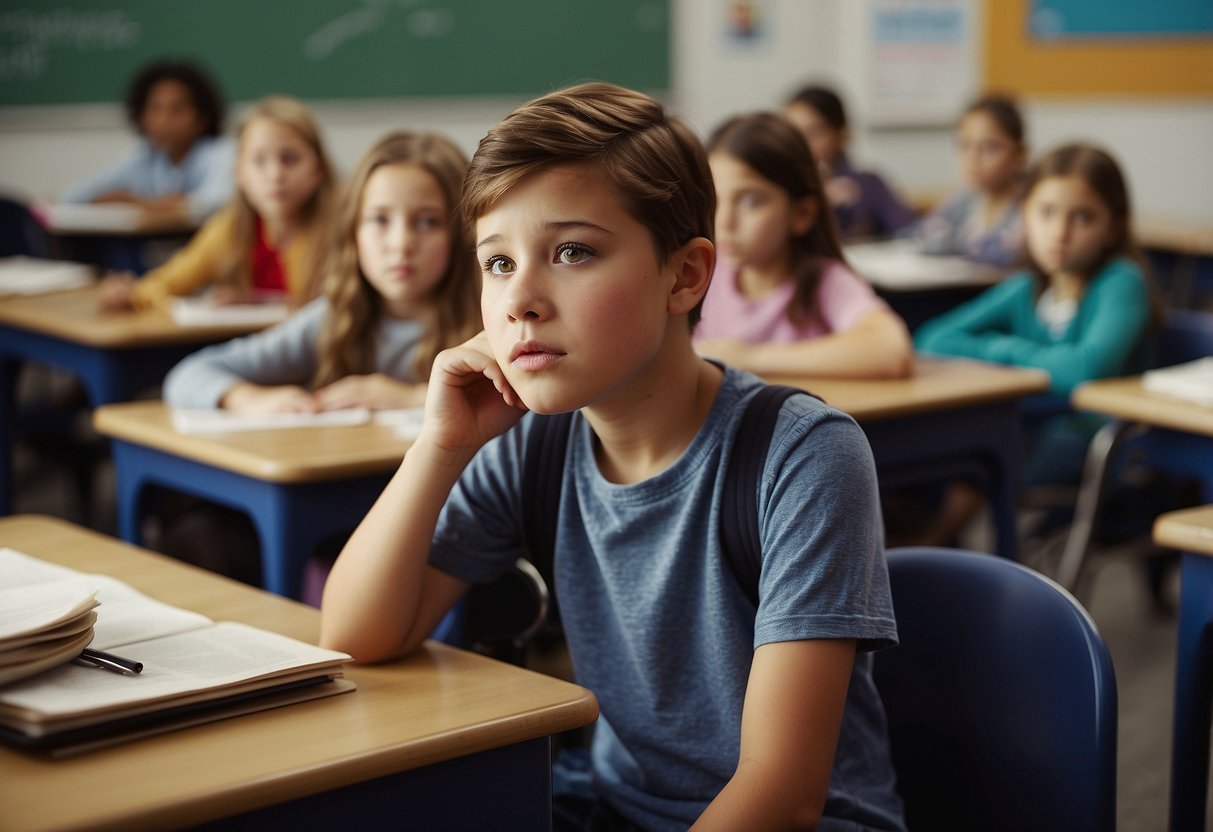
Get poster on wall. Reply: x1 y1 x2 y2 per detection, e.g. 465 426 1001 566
1029 0 1213 38
863 0 976 127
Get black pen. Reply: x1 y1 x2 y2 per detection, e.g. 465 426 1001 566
73 647 144 676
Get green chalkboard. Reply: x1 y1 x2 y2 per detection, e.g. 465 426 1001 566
0 1 670 107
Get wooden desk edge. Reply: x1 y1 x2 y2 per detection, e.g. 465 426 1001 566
1153 506 1213 557
92 405 408 483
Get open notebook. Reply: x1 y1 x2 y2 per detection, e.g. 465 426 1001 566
0 548 353 756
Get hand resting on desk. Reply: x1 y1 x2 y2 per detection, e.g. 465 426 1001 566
221 375 425 415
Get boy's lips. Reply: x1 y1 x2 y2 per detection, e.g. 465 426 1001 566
509 339 566 370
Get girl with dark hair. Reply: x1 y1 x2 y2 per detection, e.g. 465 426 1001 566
695 112 912 379
906 93 1029 266
783 84 916 240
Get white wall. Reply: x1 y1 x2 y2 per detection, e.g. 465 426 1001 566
2 0 1210 221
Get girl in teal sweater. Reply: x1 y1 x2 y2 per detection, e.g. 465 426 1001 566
913 142 1159 544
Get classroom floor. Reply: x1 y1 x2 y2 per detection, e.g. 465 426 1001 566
8 430 1209 831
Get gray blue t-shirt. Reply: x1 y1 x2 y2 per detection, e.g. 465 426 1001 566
163 297 425 409
431 367 905 831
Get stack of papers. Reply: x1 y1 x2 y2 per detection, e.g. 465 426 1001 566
170 296 289 327
0 567 98 686
169 407 424 438
0 256 94 296
1143 357 1213 406
0 548 353 756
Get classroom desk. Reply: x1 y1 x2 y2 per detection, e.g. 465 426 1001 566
1153 505 1213 832
770 357 1051 561
93 401 411 599
1138 216 1213 311
0 514 598 832
38 202 200 274
1059 377 1213 591
0 285 268 516
844 240 1008 332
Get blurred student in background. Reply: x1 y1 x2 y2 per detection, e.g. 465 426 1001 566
783 84 916 241
98 95 336 312
906 93 1027 266
62 59 233 220
159 130 480 585
913 142 1158 546
696 112 912 379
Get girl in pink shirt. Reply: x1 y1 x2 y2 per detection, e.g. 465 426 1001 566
696 112 912 378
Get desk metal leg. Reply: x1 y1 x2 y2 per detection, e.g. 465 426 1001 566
1055 420 1143 592
1171 552 1213 832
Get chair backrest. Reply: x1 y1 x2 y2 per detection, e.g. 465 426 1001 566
875 547 1118 832
1157 307 1213 367
0 195 50 258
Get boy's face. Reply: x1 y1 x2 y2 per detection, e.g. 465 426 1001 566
475 163 678 414
142 79 205 159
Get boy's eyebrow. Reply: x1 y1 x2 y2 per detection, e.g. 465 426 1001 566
475 220 613 251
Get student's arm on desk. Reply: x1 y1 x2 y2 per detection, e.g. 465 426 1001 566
693 639 855 830
697 307 912 379
916 266 1149 395
320 333 525 661
126 210 232 310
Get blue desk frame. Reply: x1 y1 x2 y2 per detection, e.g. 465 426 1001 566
860 401 1024 561
0 323 210 515
108 440 393 600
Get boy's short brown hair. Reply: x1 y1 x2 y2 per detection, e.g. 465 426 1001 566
462 82 716 328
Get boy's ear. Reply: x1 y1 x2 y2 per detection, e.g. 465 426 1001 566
791 195 819 238
667 237 715 316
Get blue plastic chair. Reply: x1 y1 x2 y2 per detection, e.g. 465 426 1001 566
875 547 1118 832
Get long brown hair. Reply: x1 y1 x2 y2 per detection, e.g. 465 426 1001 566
707 112 845 327
313 131 480 387
1023 142 1161 330
218 96 337 301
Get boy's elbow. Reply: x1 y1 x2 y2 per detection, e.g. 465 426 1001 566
319 622 410 664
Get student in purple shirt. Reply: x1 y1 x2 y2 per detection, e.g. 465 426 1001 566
783 85 917 241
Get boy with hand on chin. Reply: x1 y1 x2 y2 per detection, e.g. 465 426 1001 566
320 82 905 832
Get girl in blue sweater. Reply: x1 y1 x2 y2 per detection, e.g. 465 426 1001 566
913 142 1159 545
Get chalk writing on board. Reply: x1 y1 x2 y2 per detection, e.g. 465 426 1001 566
0 9 141 80
304 1 454 62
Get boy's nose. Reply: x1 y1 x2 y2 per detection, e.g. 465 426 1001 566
503 266 551 322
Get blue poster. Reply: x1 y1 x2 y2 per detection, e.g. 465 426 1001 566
1030 0 1213 38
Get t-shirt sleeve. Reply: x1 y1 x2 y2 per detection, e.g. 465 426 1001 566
753 403 898 652
429 422 530 584
815 260 891 334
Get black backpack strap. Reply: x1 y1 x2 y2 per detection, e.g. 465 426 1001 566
721 385 819 607
521 411 576 606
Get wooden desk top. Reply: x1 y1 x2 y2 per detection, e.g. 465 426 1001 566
773 358 1050 423
0 285 266 348
1136 216 1213 258
1154 504 1213 557
94 401 412 483
1072 376 1213 438
0 515 598 832
90 359 1049 484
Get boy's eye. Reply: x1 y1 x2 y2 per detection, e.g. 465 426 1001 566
483 255 514 276
556 243 594 265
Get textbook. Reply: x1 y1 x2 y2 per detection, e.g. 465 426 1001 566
0 548 353 756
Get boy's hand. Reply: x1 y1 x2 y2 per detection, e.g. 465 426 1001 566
420 331 527 459
220 382 318 415
314 374 425 411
